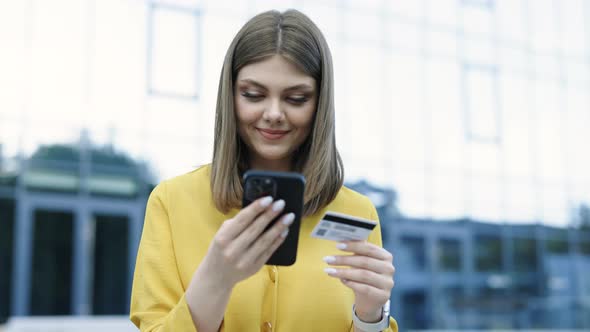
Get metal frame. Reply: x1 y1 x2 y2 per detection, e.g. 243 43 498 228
10 189 146 316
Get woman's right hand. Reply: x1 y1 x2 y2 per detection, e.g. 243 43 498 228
185 196 293 331
199 196 294 288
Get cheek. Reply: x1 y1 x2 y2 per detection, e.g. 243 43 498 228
290 106 316 129
235 99 260 124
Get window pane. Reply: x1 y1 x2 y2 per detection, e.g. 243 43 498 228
565 62 590 86
252 0 298 13
92 215 129 315
545 229 569 254
475 234 502 272
463 39 495 66
28 1 86 127
534 54 559 81
513 237 538 272
461 3 493 36
426 0 457 27
539 185 568 226
301 2 342 46
30 210 73 315
344 11 381 44
393 169 428 219
149 5 199 98
580 239 590 256
401 236 427 271
497 0 526 43
505 181 537 222
428 61 463 170
469 176 502 222
464 65 500 142
389 54 425 167
555 0 590 55
501 75 532 178
565 88 590 182
427 29 458 58
438 238 462 271
0 199 15 320
389 21 421 53
0 1 27 120
401 291 429 329
499 46 527 72
432 173 465 220
387 0 423 20
534 81 564 182
529 0 556 53
342 44 386 160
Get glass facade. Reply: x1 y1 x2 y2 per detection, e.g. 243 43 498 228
1 0 588 226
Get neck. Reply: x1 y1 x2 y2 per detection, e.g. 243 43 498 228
249 155 292 172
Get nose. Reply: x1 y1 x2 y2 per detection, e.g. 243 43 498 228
262 98 284 124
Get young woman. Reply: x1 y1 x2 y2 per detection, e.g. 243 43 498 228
130 9 398 332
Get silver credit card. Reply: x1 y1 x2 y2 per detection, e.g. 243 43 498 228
311 211 377 241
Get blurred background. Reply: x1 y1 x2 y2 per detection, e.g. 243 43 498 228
0 0 589 331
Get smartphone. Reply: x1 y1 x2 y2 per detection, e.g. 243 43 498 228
242 170 305 266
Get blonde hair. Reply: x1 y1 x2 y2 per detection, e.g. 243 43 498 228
210 9 344 216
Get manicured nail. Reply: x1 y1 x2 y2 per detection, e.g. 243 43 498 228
272 199 285 212
323 256 336 263
281 229 289 238
282 213 295 225
260 196 273 207
336 243 347 250
324 268 337 275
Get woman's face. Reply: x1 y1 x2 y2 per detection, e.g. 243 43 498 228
235 54 317 170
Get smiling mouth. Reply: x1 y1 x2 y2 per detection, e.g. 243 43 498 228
256 128 290 140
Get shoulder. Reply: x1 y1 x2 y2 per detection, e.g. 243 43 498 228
149 164 212 203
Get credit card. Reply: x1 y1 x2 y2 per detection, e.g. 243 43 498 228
311 211 377 241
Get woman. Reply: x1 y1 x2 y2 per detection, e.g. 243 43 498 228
130 9 398 332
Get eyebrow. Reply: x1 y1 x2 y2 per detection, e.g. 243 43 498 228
238 79 314 92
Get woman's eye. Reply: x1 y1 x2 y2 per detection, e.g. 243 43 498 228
287 96 308 105
242 91 263 100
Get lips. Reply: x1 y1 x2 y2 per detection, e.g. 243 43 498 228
257 128 290 140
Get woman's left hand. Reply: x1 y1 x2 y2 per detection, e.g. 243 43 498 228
324 241 395 322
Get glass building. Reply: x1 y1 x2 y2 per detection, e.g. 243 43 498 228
0 0 589 330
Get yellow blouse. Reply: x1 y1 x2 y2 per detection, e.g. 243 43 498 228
130 165 398 332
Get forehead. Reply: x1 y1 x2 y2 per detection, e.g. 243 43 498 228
236 55 316 89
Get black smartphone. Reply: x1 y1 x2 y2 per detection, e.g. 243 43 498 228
242 169 305 266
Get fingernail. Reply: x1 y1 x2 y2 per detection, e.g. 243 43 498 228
324 268 337 275
282 213 295 225
260 196 273 207
323 256 336 263
336 243 347 250
280 229 289 238
272 199 285 212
